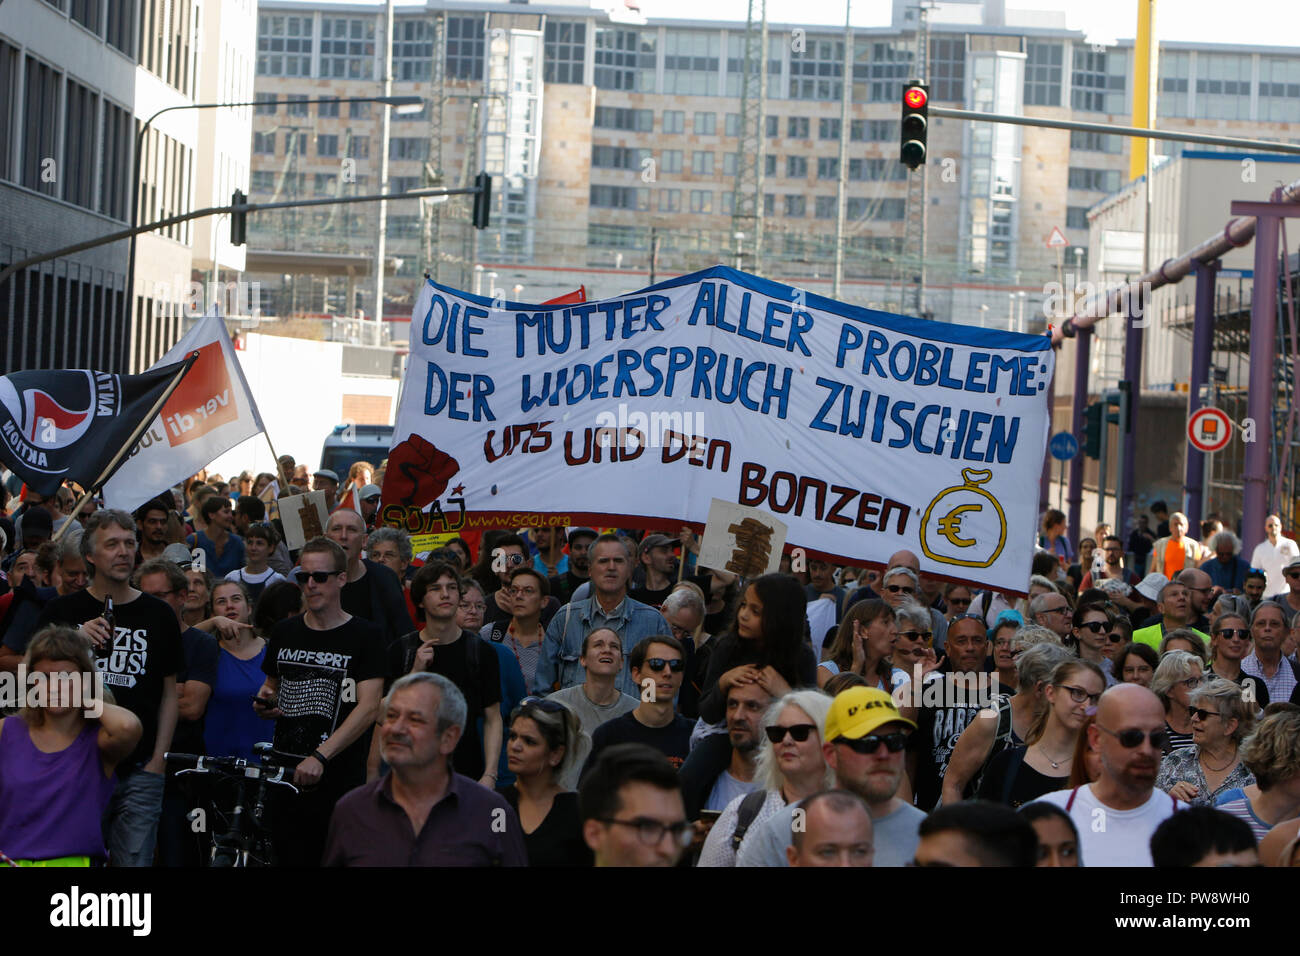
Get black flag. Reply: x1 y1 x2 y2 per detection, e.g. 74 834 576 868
0 358 196 496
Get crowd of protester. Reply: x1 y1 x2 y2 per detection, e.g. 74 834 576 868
1 463 1299 869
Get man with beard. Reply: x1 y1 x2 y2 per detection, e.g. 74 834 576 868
679 681 768 819
904 614 990 811
737 687 924 867
135 499 171 564
1032 683 1182 866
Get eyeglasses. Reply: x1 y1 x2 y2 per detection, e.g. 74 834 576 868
897 630 932 642
1054 683 1102 705
1185 585 1211 594
885 585 915 595
598 817 693 848
668 624 693 640
1096 724 1170 750
947 596 972 606
1188 707 1222 722
1077 621 1109 634
294 569 343 585
506 586 539 597
1216 628 1250 640
460 601 487 612
1042 605 1070 615
642 658 685 673
1178 676 1204 689
502 553 526 568
1286 571 1300 579
765 723 818 743
834 732 908 755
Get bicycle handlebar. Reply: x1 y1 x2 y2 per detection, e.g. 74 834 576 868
164 751 300 791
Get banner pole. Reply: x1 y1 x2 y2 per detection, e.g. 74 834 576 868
52 353 200 543
261 431 294 494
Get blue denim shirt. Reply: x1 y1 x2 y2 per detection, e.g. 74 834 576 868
535 594 671 697
1199 555 1250 592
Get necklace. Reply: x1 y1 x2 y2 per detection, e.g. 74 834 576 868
1036 743 1072 770
1200 747 1237 773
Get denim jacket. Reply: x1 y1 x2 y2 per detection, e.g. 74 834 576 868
535 594 671 698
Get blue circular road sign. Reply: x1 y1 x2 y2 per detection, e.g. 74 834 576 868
1049 431 1079 461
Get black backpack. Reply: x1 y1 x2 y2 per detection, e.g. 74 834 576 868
730 789 770 853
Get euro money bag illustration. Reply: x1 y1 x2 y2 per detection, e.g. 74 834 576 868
920 468 1007 569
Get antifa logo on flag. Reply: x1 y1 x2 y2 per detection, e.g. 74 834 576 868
0 370 115 464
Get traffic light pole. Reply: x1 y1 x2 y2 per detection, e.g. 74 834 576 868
1068 323 1091 546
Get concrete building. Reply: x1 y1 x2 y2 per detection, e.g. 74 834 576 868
245 0 1300 342
0 0 254 375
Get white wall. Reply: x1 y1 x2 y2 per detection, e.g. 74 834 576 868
203 332 401 479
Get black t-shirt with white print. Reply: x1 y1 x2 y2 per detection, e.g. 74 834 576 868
906 672 985 812
36 589 181 774
262 614 385 790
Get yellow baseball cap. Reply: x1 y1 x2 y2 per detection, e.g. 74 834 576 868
823 687 916 742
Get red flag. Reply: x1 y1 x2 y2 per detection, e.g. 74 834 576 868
542 286 586 305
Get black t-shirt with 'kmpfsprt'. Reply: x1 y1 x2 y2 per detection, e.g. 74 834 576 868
36 589 181 773
262 614 385 789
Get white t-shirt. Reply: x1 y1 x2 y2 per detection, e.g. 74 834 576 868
806 598 837 659
1249 537 1300 599
705 770 759 813
225 566 288 588
1032 784 1181 867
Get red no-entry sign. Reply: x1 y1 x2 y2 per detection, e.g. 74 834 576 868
1188 407 1232 453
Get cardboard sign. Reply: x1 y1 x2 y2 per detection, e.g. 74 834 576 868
279 490 330 551
697 498 787 577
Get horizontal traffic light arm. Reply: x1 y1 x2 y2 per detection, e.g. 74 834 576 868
0 185 484 285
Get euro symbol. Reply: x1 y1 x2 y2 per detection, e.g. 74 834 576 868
937 503 981 548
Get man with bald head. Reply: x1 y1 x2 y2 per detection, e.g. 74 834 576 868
327 509 415 646
786 790 874 867
1032 683 1184 866
849 550 947 651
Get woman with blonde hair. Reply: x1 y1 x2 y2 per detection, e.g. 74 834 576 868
1214 705 1300 842
698 689 834 867
1150 649 1205 754
0 626 141 866
1155 677 1255 806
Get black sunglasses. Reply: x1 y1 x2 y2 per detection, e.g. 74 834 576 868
897 630 932 641
294 569 342 585
1217 628 1250 640
1188 707 1222 721
765 723 817 744
1106 632 1126 643
1096 725 1170 750
885 585 915 594
834 732 907 755
1077 621 1109 634
642 658 685 673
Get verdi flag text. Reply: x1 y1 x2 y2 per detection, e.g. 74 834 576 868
0 359 198 497
382 266 1055 592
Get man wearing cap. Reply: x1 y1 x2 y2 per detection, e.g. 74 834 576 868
737 687 924 867
1132 580 1209 652
1249 515 1300 600
358 484 382 530
629 533 679 609
1280 557 1300 618
314 469 340 504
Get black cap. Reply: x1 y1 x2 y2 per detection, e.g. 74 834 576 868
567 527 597 545
21 507 53 540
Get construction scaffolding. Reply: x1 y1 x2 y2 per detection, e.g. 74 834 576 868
728 0 768 276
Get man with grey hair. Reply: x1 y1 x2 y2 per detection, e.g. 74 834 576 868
661 587 707 717
366 526 413 584
323 672 527 866
940 641 1075 805
1200 530 1251 594
35 509 181 866
1028 590 1072 640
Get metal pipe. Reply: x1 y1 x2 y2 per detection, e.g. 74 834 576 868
1055 176 1300 345
1242 192 1283 557
1119 298 1143 538
1067 323 1091 550
1184 258 1219 522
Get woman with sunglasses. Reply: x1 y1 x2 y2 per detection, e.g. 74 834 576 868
1206 613 1272 709
1116 641 1158 687
1150 649 1204 754
1068 602 1117 683
988 613 1024 691
697 689 834 867
1155 677 1256 806
1214 706 1300 842
816 601 908 696
977 660 1106 807
943 583 974 622
204 581 268 764
498 697 592 866
891 601 944 684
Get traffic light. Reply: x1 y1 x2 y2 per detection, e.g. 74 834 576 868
472 172 492 230
900 81 929 171
230 189 247 247
1084 401 1103 459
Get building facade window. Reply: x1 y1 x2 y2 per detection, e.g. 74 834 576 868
99 99 131 220
1071 46 1127 113
1066 206 1090 229
596 107 654 131
347 135 370 159
255 92 278 115
286 94 309 116
694 111 716 135
320 17 375 79
817 157 839 179
659 189 681 212
1024 41 1063 106
1070 130 1123 153
725 34 783 99
692 151 714 175
725 112 741 136
787 116 809 138
819 117 841 140
592 145 651 169
814 195 837 219
690 189 713 213
789 37 843 101
664 30 720 95
544 20 586 85
661 109 684 133
395 18 433 81
1196 53 1252 120
318 99 339 118
784 195 806 217
317 134 339 157
257 14 313 77
390 138 427 161
661 149 683 173
253 131 275 155
590 183 648 209
929 36 966 101
594 27 655 92
349 100 371 119
446 14 486 81
1258 56 1300 123
868 40 913 102
786 155 808 178
1067 167 1121 192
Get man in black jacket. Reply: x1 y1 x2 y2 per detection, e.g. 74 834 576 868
326 508 415 647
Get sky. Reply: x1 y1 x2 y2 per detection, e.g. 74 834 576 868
311 0 1286 48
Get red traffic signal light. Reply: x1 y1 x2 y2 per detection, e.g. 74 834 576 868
904 86 928 109
899 81 929 171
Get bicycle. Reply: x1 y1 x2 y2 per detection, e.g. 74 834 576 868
164 742 301 867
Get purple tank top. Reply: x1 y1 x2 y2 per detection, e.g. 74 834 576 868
0 718 116 861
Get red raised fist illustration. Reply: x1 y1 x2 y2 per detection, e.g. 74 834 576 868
382 434 460 508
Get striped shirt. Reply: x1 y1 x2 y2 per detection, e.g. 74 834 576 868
1241 652 1298 706
1214 788 1273 843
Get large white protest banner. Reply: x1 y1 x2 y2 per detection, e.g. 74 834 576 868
103 308 265 514
380 266 1054 592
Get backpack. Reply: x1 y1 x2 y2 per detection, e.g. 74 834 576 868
730 789 770 853
970 693 1015 796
